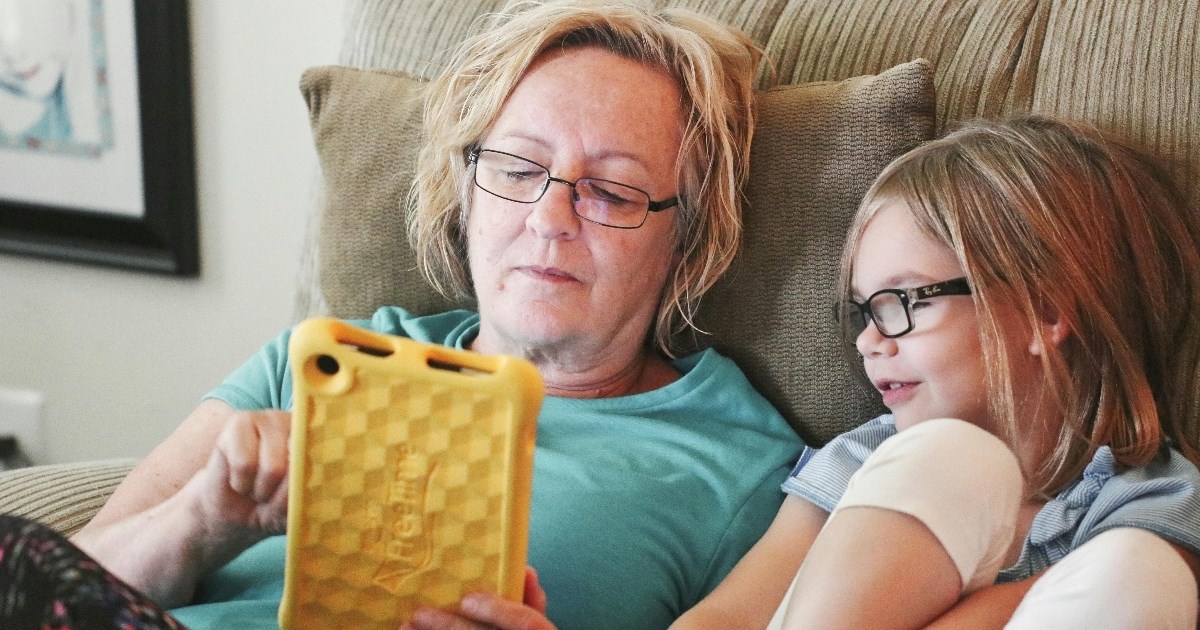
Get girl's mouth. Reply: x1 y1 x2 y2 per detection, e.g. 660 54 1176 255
876 380 918 407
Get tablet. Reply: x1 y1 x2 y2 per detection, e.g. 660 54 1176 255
279 318 541 629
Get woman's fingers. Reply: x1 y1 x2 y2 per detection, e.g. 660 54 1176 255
207 411 291 517
523 567 547 614
252 410 291 533
403 590 556 630
251 411 290 503
460 591 556 630
216 413 261 497
404 606 485 630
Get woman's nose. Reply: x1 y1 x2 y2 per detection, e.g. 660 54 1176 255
525 179 581 239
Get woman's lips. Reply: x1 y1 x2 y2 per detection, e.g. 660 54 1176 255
519 265 578 283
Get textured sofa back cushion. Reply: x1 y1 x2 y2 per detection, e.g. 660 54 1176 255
761 0 1199 209
302 58 933 444
333 0 1197 207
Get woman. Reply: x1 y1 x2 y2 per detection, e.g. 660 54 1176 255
47 1 802 629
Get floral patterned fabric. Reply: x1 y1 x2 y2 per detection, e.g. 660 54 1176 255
0 514 185 629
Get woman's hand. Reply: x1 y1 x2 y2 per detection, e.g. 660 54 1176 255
185 410 292 540
402 567 554 630
70 402 291 608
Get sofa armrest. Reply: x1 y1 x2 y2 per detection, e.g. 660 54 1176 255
0 459 136 537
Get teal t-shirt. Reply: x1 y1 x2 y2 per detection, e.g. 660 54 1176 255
171 308 802 630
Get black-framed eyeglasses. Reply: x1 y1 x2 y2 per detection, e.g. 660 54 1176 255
467 148 679 229
836 277 972 341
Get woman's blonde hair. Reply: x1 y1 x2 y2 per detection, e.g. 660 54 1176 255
839 115 1200 495
409 0 762 354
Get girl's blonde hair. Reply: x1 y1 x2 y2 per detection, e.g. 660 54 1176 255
839 116 1200 495
410 0 762 354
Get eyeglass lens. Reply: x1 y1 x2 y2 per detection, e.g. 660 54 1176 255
840 291 910 340
473 150 651 228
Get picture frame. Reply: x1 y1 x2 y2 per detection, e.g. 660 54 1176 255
0 0 198 276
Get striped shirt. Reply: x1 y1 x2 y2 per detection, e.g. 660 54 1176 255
782 414 1200 582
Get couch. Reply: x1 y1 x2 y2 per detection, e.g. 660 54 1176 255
2 0 1197 559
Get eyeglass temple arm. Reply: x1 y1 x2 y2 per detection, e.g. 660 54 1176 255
648 197 680 212
910 277 972 300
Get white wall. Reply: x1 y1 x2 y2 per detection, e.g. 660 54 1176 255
0 1 344 464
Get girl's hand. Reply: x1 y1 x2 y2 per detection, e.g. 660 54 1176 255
402 567 554 630
185 410 291 540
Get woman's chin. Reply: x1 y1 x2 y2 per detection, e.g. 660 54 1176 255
516 325 573 348
480 311 579 354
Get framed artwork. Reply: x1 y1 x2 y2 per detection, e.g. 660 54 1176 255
0 0 197 275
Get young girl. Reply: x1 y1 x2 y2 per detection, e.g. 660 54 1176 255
673 116 1200 629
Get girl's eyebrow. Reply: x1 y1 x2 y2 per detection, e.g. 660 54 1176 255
851 272 942 299
881 272 941 288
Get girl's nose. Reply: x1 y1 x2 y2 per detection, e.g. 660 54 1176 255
855 319 897 358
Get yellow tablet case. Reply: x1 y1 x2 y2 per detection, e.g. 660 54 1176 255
279 318 542 629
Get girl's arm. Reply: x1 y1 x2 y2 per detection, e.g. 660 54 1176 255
399 495 828 630
1172 543 1200 587
927 543 1199 630
924 575 1040 630
670 495 828 630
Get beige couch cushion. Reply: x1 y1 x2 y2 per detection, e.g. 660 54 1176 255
302 67 461 318
762 0 1199 210
1032 2 1200 207
338 0 812 84
692 60 932 445
0 459 137 536
301 59 933 444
